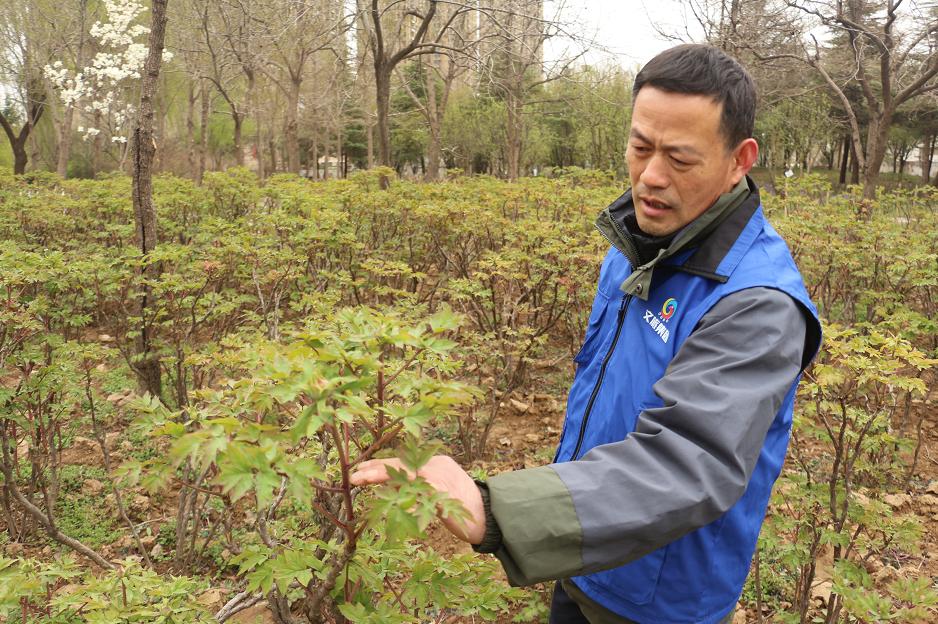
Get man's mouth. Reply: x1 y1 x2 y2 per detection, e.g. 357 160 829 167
639 196 671 212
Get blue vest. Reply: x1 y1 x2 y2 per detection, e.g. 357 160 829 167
555 196 821 623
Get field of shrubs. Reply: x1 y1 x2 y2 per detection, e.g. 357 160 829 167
0 167 935 623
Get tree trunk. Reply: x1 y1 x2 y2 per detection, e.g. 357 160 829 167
426 124 442 181
268 135 277 173
374 68 392 167
335 124 343 179
862 115 892 199
233 111 244 166
920 133 935 184
505 91 523 180
310 133 319 180
56 103 76 178
850 143 860 185
186 82 197 176
839 135 850 185
91 109 104 176
322 129 331 180
130 0 169 401
285 78 301 174
198 79 209 184
27 126 41 172
56 0 88 178
424 67 441 181
0 103 44 176
249 74 265 179
13 146 28 174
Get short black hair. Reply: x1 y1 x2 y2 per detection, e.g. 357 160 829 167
632 44 756 150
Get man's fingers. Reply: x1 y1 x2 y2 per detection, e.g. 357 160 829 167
349 466 388 486
349 458 405 486
349 455 485 543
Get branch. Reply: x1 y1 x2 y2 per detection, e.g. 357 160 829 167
388 0 439 68
895 55 938 107
0 110 17 146
805 44 866 172
215 590 264 623
0 426 114 570
894 23 938 71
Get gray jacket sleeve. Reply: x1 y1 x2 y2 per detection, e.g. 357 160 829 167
484 287 808 585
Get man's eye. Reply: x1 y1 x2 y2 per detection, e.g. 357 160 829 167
630 144 651 154
670 156 691 166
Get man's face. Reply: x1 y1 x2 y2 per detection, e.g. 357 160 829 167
627 86 752 237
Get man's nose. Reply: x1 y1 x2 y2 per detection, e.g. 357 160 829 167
641 153 670 189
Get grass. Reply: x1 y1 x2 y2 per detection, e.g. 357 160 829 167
0 142 11 170
750 166 933 193
53 465 121 548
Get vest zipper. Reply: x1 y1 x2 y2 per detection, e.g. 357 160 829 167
570 294 631 461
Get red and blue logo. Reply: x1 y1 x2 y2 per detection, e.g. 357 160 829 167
660 297 678 321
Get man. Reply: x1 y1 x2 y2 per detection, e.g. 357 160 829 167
352 44 822 624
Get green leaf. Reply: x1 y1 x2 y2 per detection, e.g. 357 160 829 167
231 546 269 575
398 439 442 473
214 444 257 503
272 548 321 593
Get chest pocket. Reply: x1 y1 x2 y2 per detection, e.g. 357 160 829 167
574 247 633 366
574 289 611 369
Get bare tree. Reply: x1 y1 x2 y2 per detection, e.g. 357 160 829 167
50 0 91 178
784 0 938 198
197 2 249 168
393 5 474 180
130 0 170 399
256 0 350 174
216 0 268 176
480 0 586 179
0 0 53 174
172 4 213 182
360 0 439 171
359 0 493 175
685 0 938 198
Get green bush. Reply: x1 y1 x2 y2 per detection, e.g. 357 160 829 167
0 170 935 623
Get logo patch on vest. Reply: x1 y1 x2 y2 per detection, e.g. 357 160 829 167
643 297 678 343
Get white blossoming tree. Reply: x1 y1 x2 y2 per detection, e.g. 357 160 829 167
44 0 172 171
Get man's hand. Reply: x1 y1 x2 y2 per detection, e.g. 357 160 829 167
350 455 486 545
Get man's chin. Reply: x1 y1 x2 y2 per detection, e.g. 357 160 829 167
635 215 678 238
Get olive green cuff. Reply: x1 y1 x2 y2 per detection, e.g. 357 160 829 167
472 481 503 554
485 466 583 586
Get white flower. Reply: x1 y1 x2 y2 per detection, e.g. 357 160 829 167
46 0 164 136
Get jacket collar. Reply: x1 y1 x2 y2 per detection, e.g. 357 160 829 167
674 179 762 282
596 176 759 300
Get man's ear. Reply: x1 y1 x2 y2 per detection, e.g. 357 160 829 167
730 138 759 185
